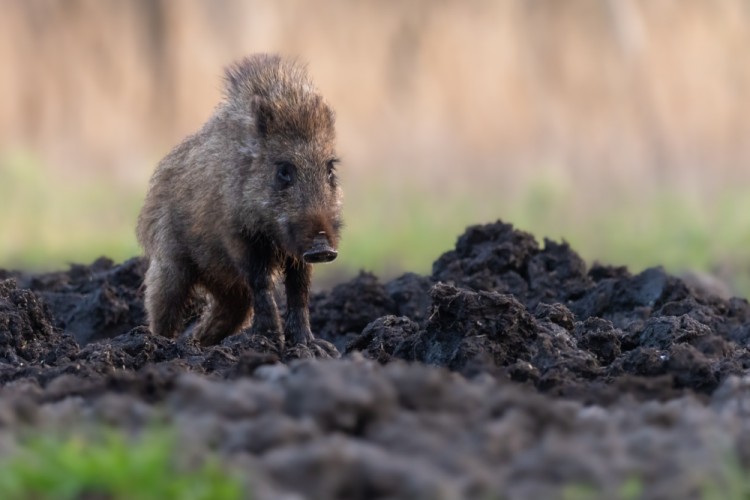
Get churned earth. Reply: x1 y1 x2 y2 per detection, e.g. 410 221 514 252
1 220 750 499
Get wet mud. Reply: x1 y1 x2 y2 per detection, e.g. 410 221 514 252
1 220 750 499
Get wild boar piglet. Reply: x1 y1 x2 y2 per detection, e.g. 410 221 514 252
137 54 342 347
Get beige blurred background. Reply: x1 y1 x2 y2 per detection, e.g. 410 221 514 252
1 0 749 293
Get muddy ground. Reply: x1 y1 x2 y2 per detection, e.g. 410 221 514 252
2 220 750 499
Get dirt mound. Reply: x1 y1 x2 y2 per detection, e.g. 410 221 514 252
1 220 749 498
2 257 148 345
335 221 749 402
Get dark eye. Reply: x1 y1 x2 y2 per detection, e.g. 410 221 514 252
326 159 339 186
275 162 296 190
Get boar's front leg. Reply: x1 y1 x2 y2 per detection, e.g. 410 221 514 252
250 277 283 341
245 242 283 343
284 258 315 345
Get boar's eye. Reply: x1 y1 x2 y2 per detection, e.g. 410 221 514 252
326 159 339 187
275 162 296 190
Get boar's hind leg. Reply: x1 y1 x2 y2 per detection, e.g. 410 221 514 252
284 258 314 345
144 259 194 338
194 283 252 346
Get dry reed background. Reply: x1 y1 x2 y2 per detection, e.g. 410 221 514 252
1 0 749 291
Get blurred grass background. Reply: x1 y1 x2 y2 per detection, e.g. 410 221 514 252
1 0 749 296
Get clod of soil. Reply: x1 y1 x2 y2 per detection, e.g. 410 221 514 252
1 220 750 499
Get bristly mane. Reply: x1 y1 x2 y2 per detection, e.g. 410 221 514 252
223 54 335 142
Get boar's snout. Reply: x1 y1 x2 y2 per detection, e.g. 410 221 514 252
303 233 338 263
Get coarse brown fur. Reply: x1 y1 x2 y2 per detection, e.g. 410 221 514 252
137 54 342 347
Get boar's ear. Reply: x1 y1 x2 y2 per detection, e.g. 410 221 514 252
224 60 255 100
250 95 273 138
